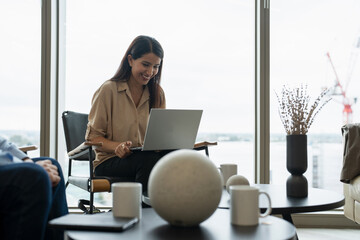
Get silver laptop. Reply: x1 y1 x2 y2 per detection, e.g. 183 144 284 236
131 109 202 151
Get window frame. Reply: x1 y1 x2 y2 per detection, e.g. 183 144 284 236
40 0 60 161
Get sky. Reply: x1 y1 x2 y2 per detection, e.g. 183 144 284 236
1 0 360 135
270 0 360 134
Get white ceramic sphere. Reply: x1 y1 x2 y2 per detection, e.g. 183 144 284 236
226 175 250 193
148 149 222 226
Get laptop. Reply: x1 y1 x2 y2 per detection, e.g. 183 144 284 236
48 212 138 232
131 109 203 151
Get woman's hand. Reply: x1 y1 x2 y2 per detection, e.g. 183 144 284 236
115 141 133 158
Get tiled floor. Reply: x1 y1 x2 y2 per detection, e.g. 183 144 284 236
297 228 360 240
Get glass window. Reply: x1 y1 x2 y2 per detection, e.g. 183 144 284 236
60 0 255 207
0 1 41 157
270 0 360 194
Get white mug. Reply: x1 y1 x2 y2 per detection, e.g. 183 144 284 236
112 182 142 220
230 185 272 226
219 164 237 187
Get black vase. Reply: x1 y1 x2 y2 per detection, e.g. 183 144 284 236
286 134 308 198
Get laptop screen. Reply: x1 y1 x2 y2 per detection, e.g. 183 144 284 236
140 109 203 151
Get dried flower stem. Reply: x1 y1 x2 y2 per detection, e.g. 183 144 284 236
275 84 331 135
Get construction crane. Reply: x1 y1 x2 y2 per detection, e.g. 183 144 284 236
326 34 360 124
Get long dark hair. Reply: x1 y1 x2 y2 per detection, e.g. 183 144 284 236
111 35 164 108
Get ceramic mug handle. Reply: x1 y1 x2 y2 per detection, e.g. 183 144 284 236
259 191 272 217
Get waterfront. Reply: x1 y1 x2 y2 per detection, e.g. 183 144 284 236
0 130 344 207
65 139 344 207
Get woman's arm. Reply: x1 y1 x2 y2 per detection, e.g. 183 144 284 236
90 136 132 158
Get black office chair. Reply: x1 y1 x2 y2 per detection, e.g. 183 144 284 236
62 111 134 214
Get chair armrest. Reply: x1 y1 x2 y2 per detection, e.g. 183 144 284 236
68 141 103 157
84 141 103 147
193 141 217 157
19 145 38 153
194 141 217 149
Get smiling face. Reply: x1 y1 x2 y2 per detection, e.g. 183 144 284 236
128 52 162 87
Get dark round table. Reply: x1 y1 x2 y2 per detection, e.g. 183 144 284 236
219 184 345 224
66 208 296 240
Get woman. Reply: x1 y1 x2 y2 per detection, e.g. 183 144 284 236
85 35 166 193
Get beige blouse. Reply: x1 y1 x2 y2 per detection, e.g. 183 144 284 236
85 80 166 168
